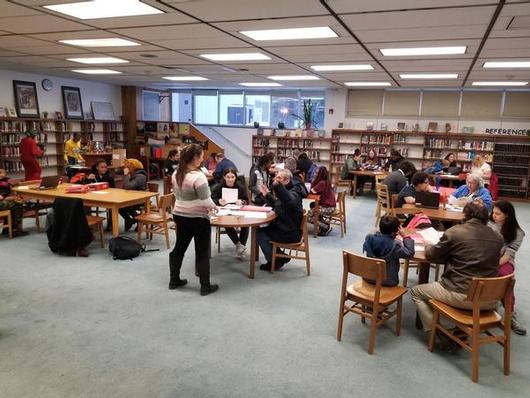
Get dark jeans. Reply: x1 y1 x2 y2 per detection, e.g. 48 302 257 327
119 206 140 223
225 227 249 246
169 215 211 285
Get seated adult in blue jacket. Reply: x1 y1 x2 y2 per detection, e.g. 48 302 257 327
448 173 493 212
213 153 237 182
363 215 415 286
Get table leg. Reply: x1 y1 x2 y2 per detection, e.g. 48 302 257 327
313 202 319 238
415 261 431 330
145 198 151 212
111 205 120 237
249 226 257 279
353 175 358 199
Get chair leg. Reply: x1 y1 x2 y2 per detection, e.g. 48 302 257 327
368 309 378 354
35 212 40 232
340 218 345 238
99 223 104 248
471 328 480 382
395 298 403 336
305 249 311 276
402 260 409 288
336 300 345 341
164 225 170 250
271 243 276 273
136 222 142 243
504 329 511 376
361 305 366 324
428 311 440 352
217 227 221 253
8 213 13 239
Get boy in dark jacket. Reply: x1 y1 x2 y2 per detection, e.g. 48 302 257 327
257 169 303 271
363 215 415 286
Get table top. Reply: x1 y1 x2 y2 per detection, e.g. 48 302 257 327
350 170 389 177
429 173 466 180
210 211 276 227
14 183 158 204
394 204 465 222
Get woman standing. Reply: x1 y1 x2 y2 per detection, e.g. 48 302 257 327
309 166 336 236
211 168 249 258
19 129 44 181
489 201 526 335
170 144 218 296
471 154 492 187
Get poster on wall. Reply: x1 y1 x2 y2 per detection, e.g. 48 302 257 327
13 80 40 118
91 101 115 120
61 86 84 120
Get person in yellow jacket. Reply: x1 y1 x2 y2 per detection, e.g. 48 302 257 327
64 133 84 165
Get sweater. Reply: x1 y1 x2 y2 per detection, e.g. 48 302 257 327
172 170 216 219
210 181 249 205
488 222 525 265
311 180 336 208
122 170 147 191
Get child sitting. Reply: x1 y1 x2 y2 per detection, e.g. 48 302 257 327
363 215 415 286
0 169 26 237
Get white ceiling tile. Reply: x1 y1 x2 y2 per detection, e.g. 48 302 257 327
0 14 93 34
213 16 341 33
327 0 497 13
0 49 25 57
0 35 50 48
468 70 530 79
110 24 220 41
399 80 464 88
0 2 43 18
164 0 327 21
153 36 249 50
356 25 487 43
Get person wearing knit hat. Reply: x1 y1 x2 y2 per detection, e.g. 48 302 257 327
119 158 147 231
19 128 44 181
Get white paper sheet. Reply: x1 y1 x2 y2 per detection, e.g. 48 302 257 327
222 187 238 204
417 227 443 245
215 209 268 218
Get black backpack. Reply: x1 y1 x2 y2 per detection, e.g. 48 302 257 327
108 236 159 260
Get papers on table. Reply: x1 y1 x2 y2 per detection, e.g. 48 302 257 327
446 204 464 212
216 209 268 218
417 227 443 245
16 186 30 190
222 187 238 204
223 204 242 210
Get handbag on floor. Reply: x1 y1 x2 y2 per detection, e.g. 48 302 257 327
109 236 159 260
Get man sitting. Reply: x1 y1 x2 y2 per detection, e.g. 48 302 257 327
256 169 303 271
213 153 237 182
86 159 116 187
448 173 493 212
382 161 416 195
0 168 27 237
410 202 503 345
363 215 415 286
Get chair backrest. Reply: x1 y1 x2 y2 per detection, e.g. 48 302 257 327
375 174 386 184
467 274 515 303
336 190 346 214
375 183 391 210
147 182 159 193
342 250 386 282
163 175 172 195
391 193 399 209
157 194 175 217
300 211 309 244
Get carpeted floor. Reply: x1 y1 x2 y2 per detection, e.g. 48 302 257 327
1 194 529 398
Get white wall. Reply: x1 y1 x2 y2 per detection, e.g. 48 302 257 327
0 69 122 117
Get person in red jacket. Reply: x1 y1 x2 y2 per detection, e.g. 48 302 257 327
20 129 43 181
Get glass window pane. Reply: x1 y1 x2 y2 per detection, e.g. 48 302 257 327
299 91 325 129
271 91 299 129
143 90 160 121
219 91 244 125
245 93 270 126
193 91 218 124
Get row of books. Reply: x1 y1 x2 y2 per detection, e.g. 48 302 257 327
361 145 388 156
459 140 494 151
360 134 392 145
425 138 454 149
1 158 54 172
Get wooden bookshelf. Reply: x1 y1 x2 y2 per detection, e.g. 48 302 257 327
0 117 127 178
331 129 530 200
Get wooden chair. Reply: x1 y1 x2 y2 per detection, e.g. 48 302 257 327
334 165 353 196
15 179 53 231
86 215 105 248
163 175 172 195
322 190 346 237
147 181 160 209
428 275 515 382
270 212 310 275
374 183 393 227
337 251 408 354
0 210 13 239
135 193 174 249
375 174 386 184
215 226 230 252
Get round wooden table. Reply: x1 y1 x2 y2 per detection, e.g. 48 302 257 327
210 211 276 279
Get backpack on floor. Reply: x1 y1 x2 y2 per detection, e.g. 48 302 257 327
109 236 159 260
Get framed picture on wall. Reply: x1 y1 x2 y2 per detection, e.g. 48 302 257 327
13 80 40 118
91 101 115 120
61 86 84 119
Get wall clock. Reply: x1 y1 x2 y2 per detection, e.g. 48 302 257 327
42 79 53 91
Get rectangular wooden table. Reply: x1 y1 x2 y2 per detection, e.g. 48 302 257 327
349 170 388 198
393 204 465 223
13 184 158 237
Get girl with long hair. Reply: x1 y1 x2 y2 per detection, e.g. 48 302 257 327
309 166 336 236
170 144 218 296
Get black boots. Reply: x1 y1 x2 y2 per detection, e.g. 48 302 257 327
200 284 219 296
168 278 188 290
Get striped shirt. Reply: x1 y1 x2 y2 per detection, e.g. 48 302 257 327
172 170 216 219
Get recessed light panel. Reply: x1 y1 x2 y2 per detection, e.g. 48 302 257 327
239 82 283 87
344 82 391 87
60 38 140 47
44 0 163 19
380 46 466 56
483 61 530 68
67 57 129 64
472 81 528 86
72 69 122 75
400 73 458 79
240 26 337 41
200 53 271 61
311 64 373 71
268 75 319 81
162 76 208 81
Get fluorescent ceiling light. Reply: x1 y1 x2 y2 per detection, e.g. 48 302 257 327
60 38 140 47
44 0 163 20
311 64 373 71
72 69 122 75
400 73 458 79
268 75 319 81
380 46 466 56
344 82 391 87
483 61 530 68
200 53 271 61
472 81 528 86
240 26 337 41
67 57 129 64
239 82 282 87
162 76 208 81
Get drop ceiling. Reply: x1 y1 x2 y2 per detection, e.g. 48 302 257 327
0 0 529 89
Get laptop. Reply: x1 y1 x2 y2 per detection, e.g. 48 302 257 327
447 166 462 175
32 175 61 190
415 191 440 209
